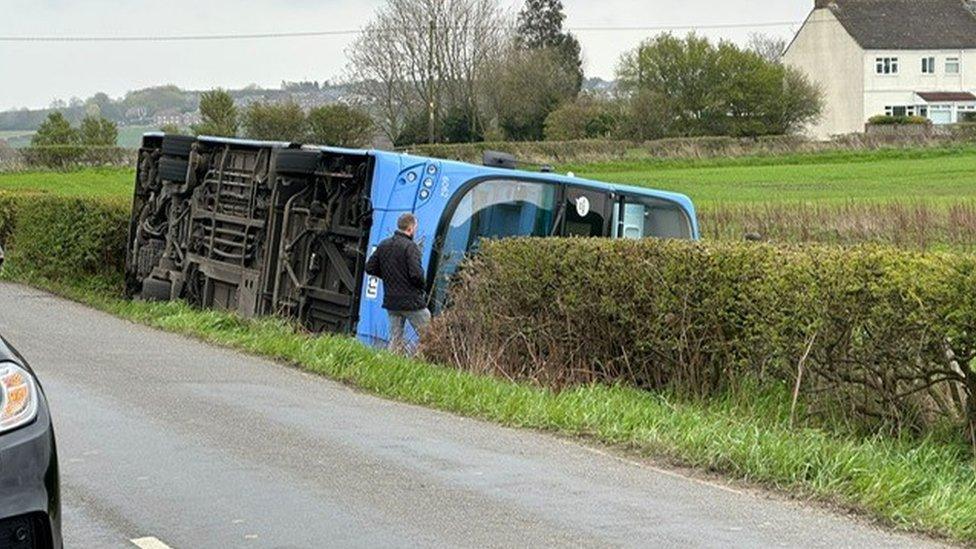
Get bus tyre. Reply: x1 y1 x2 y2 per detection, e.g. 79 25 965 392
161 135 195 158
159 157 190 183
141 277 173 302
275 150 320 176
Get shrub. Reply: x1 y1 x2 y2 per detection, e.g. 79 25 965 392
0 193 128 281
423 238 976 440
306 104 374 148
242 101 306 142
406 132 974 166
491 47 580 141
544 98 618 141
868 114 930 125
26 112 84 169
19 146 133 169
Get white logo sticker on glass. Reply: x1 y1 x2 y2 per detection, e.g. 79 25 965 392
366 276 380 300
575 196 590 218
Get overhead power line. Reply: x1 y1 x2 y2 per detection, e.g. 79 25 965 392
0 20 804 43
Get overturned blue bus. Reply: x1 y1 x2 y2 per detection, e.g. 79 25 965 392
125 134 698 347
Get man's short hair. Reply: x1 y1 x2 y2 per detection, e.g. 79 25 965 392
398 213 418 232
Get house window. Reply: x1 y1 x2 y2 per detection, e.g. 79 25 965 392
876 57 899 75
946 57 961 74
885 106 921 117
922 57 936 74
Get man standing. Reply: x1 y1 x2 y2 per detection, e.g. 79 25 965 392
365 213 431 352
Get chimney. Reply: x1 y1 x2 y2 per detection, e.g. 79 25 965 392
814 0 832 8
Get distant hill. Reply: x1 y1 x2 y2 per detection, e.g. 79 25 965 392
0 81 355 133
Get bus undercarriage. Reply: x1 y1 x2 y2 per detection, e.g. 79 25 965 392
126 135 374 334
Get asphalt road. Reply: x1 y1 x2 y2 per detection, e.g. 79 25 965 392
0 282 943 548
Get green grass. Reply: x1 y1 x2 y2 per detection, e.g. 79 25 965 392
0 168 134 199
4 267 974 544
570 145 976 205
116 125 157 149
5 144 976 206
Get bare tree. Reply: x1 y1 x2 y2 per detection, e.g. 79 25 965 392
747 32 788 64
345 0 509 145
346 20 414 143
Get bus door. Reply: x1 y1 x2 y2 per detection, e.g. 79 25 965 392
561 186 614 237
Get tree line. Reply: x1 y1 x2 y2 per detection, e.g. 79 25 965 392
189 0 821 147
345 0 822 145
185 91 375 148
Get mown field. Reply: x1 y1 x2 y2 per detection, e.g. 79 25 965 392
3 144 975 202
572 145 976 205
0 168 133 198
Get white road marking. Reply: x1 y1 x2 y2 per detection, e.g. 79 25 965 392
131 536 174 549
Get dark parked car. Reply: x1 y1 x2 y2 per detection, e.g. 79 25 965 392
0 245 61 548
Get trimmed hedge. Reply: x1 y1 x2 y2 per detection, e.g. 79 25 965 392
0 193 129 282
867 115 930 126
404 131 976 165
1 147 137 173
423 238 976 440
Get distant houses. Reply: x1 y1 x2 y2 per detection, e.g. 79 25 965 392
152 109 202 128
784 0 976 138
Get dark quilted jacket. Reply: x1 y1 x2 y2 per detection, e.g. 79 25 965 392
365 231 427 311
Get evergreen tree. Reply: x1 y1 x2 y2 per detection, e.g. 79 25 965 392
78 115 118 146
31 112 78 147
29 111 82 168
515 0 583 93
192 89 238 137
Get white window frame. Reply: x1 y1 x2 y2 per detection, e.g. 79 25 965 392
876 57 899 75
922 57 936 74
946 57 961 75
884 105 914 117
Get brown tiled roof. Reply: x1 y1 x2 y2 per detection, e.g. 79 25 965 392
822 0 976 50
917 91 976 102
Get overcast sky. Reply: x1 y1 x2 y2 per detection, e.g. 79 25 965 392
0 0 813 111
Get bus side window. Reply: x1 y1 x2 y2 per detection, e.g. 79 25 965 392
616 197 693 240
430 179 558 311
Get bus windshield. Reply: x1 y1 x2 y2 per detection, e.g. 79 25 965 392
430 179 557 308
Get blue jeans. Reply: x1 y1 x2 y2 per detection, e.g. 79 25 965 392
388 308 432 353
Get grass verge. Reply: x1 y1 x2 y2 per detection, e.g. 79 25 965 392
4 269 974 544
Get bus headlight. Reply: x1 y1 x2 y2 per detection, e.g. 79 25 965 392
0 363 39 434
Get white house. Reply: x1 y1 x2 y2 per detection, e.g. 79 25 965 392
784 0 976 138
